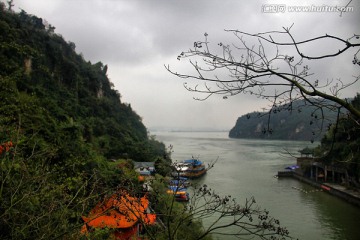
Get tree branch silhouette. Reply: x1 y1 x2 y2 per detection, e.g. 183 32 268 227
166 27 360 137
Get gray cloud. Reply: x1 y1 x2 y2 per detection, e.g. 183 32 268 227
14 0 360 130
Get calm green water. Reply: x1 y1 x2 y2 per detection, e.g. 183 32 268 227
155 131 360 240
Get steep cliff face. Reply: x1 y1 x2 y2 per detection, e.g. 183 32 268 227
229 100 339 141
0 7 165 161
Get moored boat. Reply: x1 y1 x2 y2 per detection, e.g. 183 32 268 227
173 158 207 179
168 177 190 188
167 186 190 202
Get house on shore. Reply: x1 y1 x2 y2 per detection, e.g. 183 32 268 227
134 162 155 176
296 148 348 184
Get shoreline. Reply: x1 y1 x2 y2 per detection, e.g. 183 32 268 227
277 171 360 208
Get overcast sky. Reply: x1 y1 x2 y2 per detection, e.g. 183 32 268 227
12 0 360 131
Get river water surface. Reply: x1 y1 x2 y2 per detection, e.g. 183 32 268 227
154 131 360 240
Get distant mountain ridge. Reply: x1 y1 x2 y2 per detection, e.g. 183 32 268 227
229 99 340 141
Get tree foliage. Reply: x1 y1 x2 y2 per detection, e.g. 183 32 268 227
315 94 360 186
0 5 165 161
0 6 166 239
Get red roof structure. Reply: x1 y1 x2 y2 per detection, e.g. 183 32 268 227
81 190 156 238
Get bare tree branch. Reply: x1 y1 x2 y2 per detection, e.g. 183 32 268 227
166 28 360 135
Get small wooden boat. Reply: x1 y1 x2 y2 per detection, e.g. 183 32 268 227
167 186 190 202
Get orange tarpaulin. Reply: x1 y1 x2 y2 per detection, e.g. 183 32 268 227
81 191 156 235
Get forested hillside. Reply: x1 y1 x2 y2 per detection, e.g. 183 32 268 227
229 99 339 141
0 6 164 161
0 4 166 238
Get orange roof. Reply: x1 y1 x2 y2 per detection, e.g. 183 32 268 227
81 191 156 235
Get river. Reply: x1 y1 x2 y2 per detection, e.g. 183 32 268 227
154 131 360 240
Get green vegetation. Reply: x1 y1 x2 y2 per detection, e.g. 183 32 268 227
146 175 213 240
229 99 339 141
0 4 168 239
0 4 220 239
230 95 360 185
314 94 360 187
3 2 357 239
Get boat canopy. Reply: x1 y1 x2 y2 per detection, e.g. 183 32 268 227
169 179 183 186
168 185 187 192
285 165 299 170
177 177 188 180
184 159 203 166
169 179 189 186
